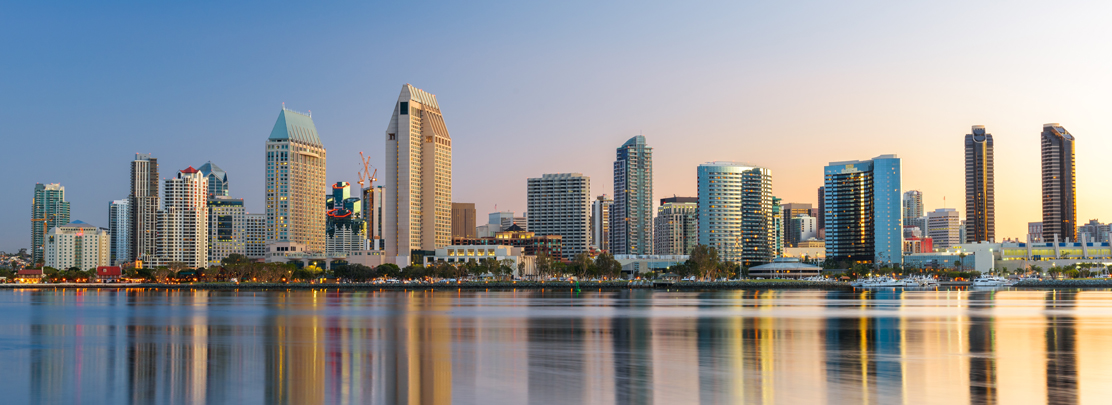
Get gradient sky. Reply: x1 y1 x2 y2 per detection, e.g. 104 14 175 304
3 1 1111 252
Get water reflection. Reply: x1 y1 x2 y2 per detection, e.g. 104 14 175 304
5 288 1112 404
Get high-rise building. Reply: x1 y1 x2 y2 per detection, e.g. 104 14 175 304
1078 219 1110 243
816 186 825 233
780 203 812 247
130 153 159 263
245 213 266 260
1041 123 1077 242
772 197 783 258
45 221 109 270
789 214 818 247
384 84 452 265
823 155 902 265
489 212 515 232
326 182 366 256
653 197 697 256
108 199 129 266
964 125 995 243
198 161 230 198
31 183 70 265
611 135 653 255
927 208 961 250
591 195 613 251
527 173 591 260
452 203 476 238
363 185 384 250
1027 222 1043 243
207 197 245 267
155 166 209 268
902 190 924 225
266 106 327 254
697 162 774 266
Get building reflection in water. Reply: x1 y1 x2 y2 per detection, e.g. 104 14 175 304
14 288 1112 404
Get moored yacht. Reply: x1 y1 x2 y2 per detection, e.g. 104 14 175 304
972 275 1009 287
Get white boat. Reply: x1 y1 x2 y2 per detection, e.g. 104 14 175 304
862 276 902 288
972 275 1009 287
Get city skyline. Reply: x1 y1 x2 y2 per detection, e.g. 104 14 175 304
4 2 1112 251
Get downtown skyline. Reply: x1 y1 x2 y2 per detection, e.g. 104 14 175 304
4 2 1112 251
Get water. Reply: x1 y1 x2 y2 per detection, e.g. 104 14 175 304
0 287 1109 404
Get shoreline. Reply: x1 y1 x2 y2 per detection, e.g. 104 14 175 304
0 280 854 291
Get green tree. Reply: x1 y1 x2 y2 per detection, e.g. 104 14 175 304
535 252 553 279
499 259 516 280
689 244 720 280
572 253 592 279
595 253 622 280
221 253 251 267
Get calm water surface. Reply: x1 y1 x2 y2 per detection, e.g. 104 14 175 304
0 288 1109 404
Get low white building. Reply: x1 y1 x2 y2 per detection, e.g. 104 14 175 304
45 221 110 270
424 245 536 278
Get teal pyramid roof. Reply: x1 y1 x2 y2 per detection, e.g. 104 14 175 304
269 108 323 146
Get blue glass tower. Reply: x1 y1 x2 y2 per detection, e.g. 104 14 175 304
823 155 902 265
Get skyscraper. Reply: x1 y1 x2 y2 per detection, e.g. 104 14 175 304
611 135 653 255
198 161 229 198
653 197 697 256
207 196 245 266
245 213 266 260
325 182 366 256
527 173 591 260
772 197 783 257
697 162 774 266
266 106 327 254
591 195 612 251
816 186 825 233
965 125 995 243
1041 123 1076 242
31 183 70 265
780 203 812 247
108 199 129 266
902 190 924 225
155 166 209 268
823 155 902 265
927 208 961 250
130 153 159 263
452 203 476 238
384 84 452 265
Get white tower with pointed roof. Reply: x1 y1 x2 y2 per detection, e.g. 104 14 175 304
265 107 327 254
384 84 452 265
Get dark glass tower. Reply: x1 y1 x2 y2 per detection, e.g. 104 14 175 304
611 135 653 255
964 125 994 243
1041 123 1076 242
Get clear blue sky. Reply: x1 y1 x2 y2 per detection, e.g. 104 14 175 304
3 1 1112 252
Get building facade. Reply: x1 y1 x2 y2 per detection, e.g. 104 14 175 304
453 227 563 259
245 213 266 260
611 135 653 255
266 106 327 254
44 221 109 270
697 162 774 266
325 182 366 256
591 195 612 251
155 166 209 268
452 203 476 238
207 197 245 266
823 155 903 265
965 125 995 243
902 190 924 227
129 153 159 263
31 183 71 265
789 214 817 247
384 84 452 265
653 196 697 256
926 208 961 250
527 173 591 260
1078 219 1110 243
198 161 229 198
108 199 129 266
816 186 825 233
1028 222 1043 243
1041 123 1077 242
780 203 812 247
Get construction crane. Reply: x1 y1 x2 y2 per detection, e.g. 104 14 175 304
357 151 379 246
30 214 56 266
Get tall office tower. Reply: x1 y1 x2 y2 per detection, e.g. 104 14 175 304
790 214 818 246
31 183 70 265
369 186 384 249
207 197 245 266
591 195 613 251
1041 123 1076 242
611 135 653 255
772 197 783 258
129 153 159 263
527 173 591 260
155 166 209 268
452 203 476 238
244 213 266 260
198 161 230 198
926 208 961 250
266 106 327 253
823 155 903 265
816 186 825 232
653 197 697 255
45 221 109 270
780 203 812 247
325 181 366 256
902 190 924 225
697 162 774 266
384 84 452 265
108 199 129 265
964 125 995 243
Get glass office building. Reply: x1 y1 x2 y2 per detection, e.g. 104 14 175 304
824 155 902 265
697 162 774 266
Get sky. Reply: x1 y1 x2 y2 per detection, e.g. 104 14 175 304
2 1 1111 252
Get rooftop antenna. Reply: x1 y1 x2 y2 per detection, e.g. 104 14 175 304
282 102 286 110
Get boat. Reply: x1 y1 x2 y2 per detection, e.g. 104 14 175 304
972 275 1009 287
861 276 902 288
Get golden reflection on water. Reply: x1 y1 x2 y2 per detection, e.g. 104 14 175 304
12 288 1112 404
